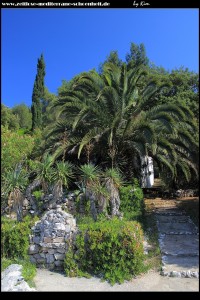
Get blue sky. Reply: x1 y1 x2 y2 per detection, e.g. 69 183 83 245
2 8 199 108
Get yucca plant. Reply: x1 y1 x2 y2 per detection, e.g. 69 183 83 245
103 168 124 217
25 154 54 212
78 164 100 187
78 164 101 220
2 164 28 221
89 180 109 215
51 161 74 203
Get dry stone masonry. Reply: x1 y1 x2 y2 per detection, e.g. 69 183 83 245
29 206 77 270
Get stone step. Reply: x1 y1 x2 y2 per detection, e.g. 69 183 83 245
157 220 198 235
159 234 199 256
155 209 186 216
162 255 199 270
161 256 199 278
162 232 199 235
156 215 190 223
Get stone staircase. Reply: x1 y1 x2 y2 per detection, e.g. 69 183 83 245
145 198 199 278
154 200 199 278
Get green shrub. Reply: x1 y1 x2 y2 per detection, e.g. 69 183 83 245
64 218 146 285
21 259 37 283
1 215 38 259
120 179 144 220
32 190 44 210
76 214 94 225
75 195 91 215
1 126 34 173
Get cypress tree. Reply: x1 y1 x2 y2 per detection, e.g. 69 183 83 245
31 54 45 130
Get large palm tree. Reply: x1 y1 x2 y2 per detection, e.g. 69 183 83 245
46 62 198 185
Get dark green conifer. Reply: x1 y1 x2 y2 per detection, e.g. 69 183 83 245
31 54 45 130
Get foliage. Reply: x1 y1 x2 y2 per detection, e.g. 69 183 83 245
47 55 198 188
32 190 44 210
32 154 54 192
75 195 91 216
126 42 149 67
1 126 34 173
31 54 45 130
148 66 199 121
1 104 20 130
104 168 124 188
30 128 43 159
21 260 37 284
1 215 38 259
42 87 58 127
32 190 43 200
2 164 29 221
64 218 146 285
12 103 32 129
75 214 95 225
120 178 144 220
64 245 90 278
2 164 28 197
99 50 123 74
52 161 74 188
78 164 100 186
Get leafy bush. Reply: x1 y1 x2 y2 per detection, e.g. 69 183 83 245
32 190 44 200
21 259 37 283
64 218 146 285
32 190 44 210
1 215 38 259
120 178 144 220
1 126 34 173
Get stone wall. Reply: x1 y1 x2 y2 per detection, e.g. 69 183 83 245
29 206 77 270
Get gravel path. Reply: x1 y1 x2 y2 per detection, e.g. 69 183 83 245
34 269 199 291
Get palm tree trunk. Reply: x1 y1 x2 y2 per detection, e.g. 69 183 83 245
105 179 121 217
12 188 23 222
25 179 42 212
52 181 63 204
86 188 97 221
79 193 85 213
98 194 107 214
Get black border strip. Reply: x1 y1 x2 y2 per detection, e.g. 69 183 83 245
0 1 199 9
